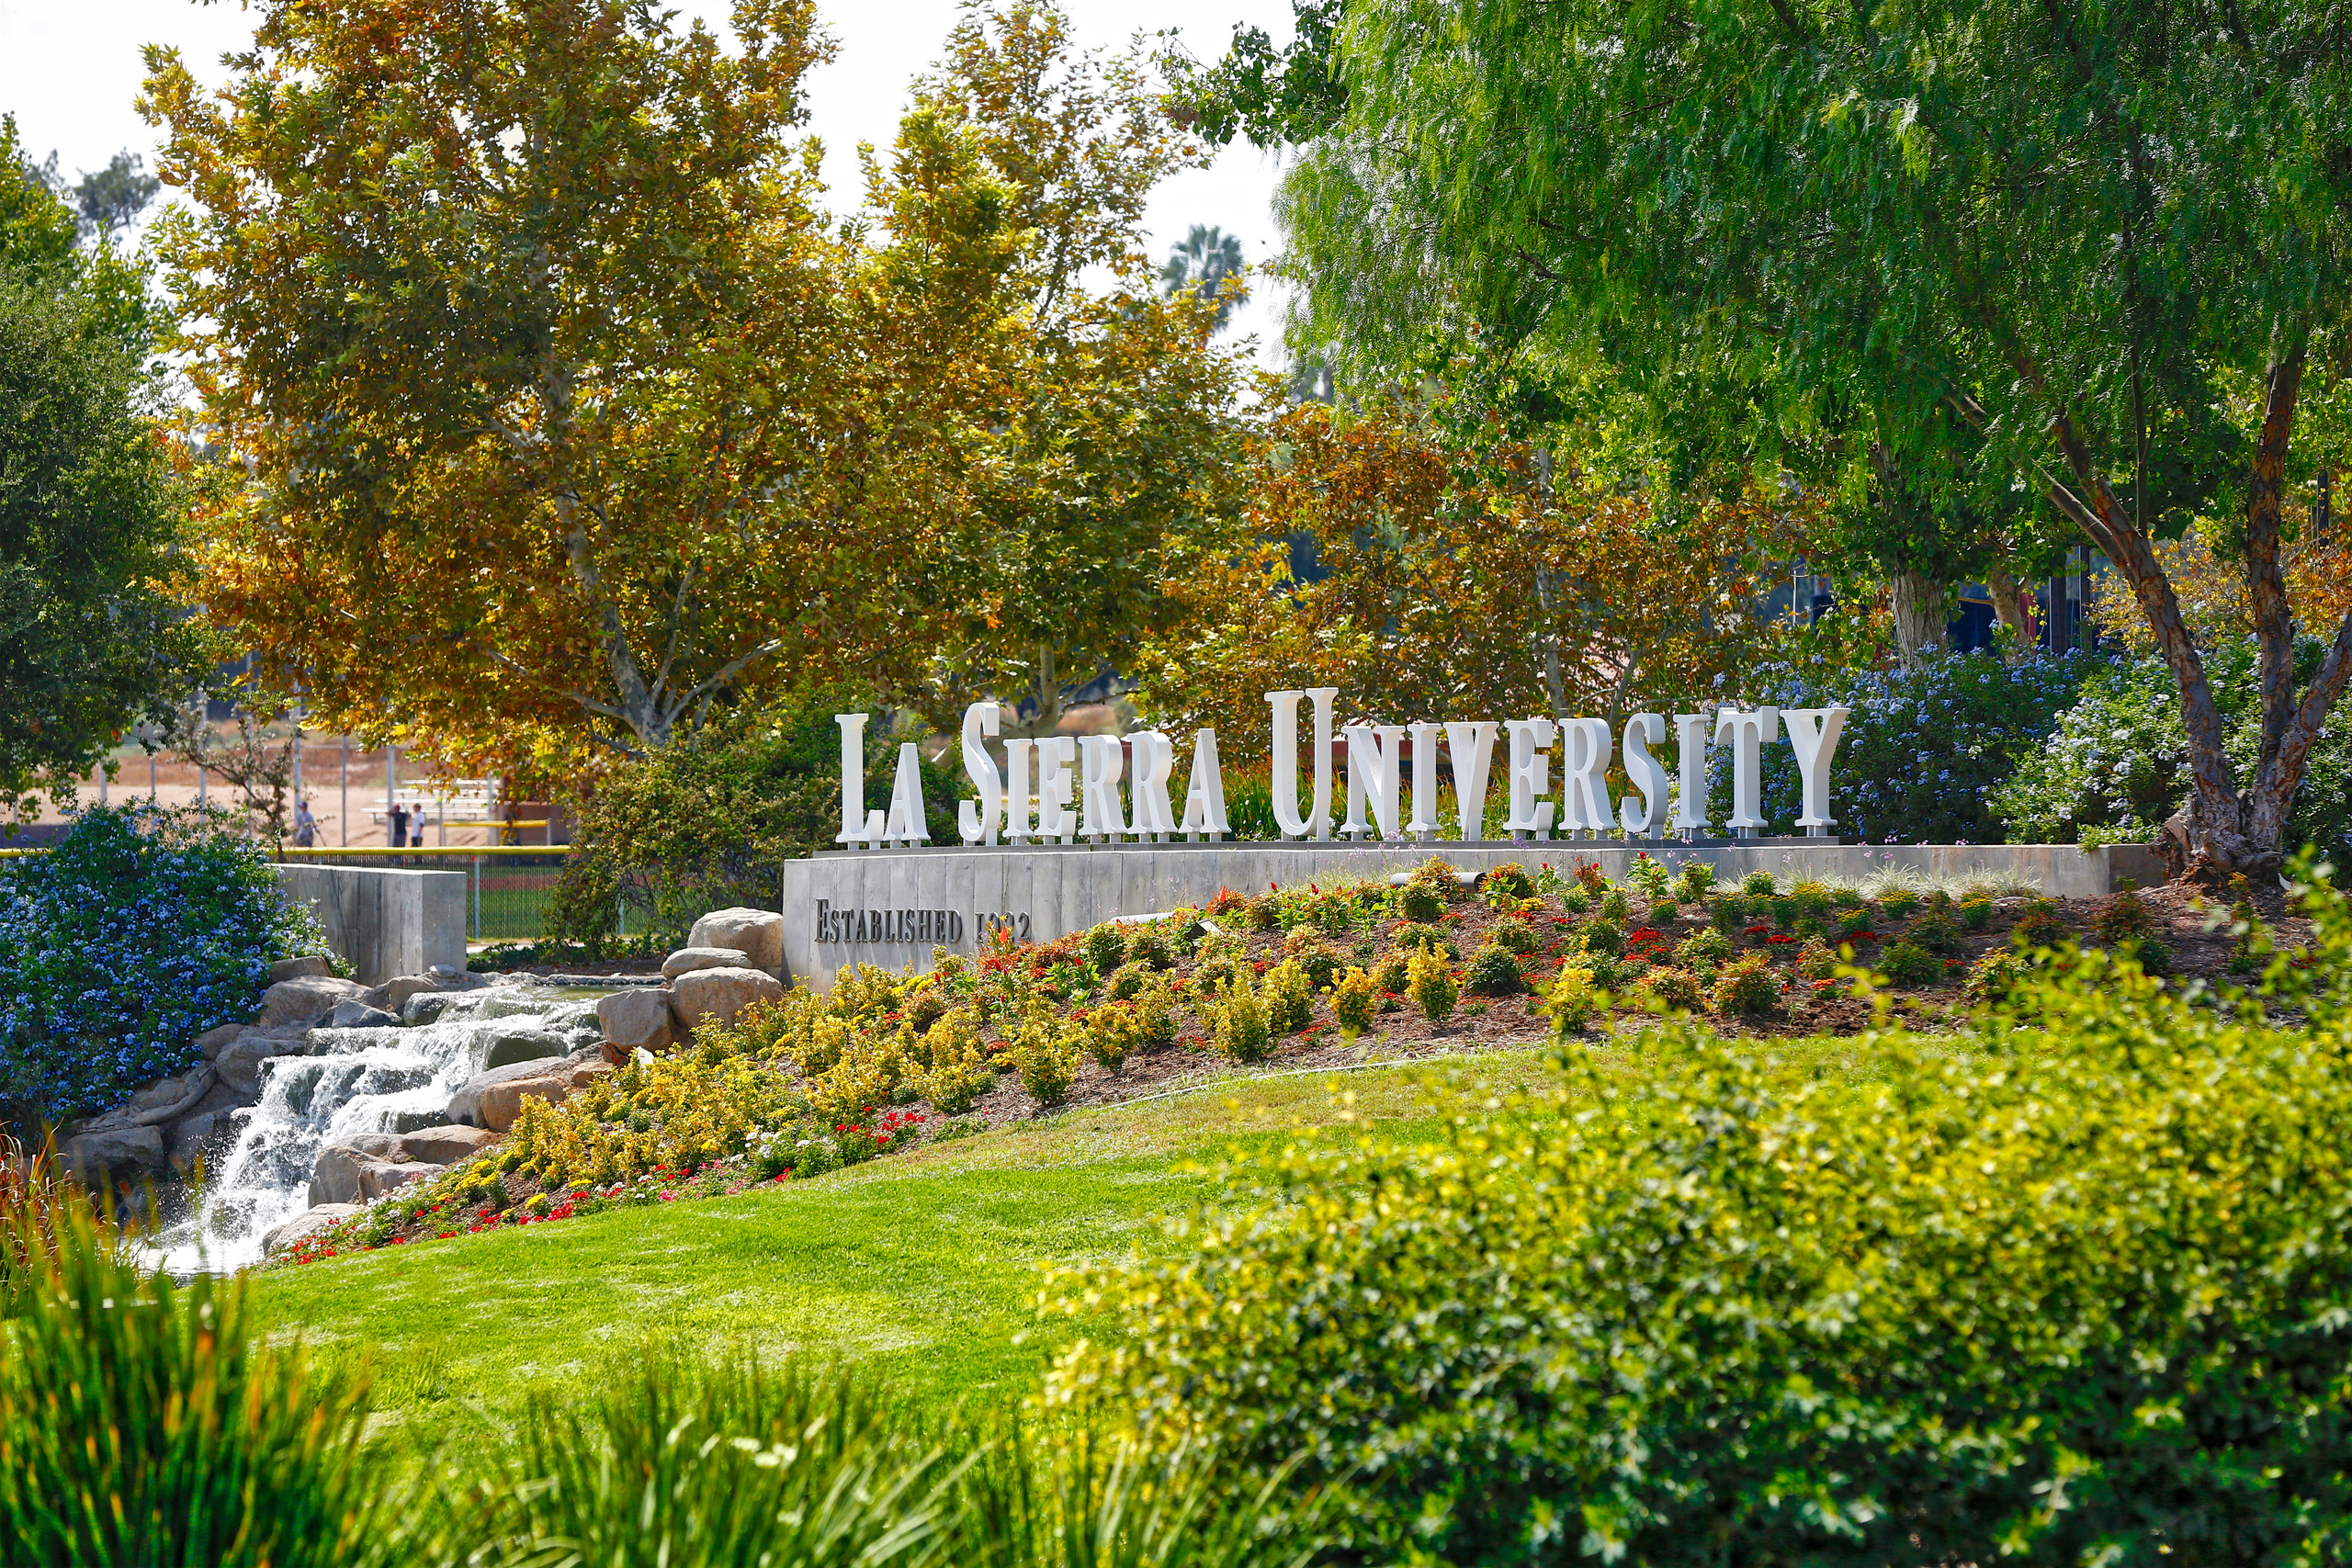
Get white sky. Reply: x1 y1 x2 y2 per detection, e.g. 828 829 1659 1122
0 0 1297 363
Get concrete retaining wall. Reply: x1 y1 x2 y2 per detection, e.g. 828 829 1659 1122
273 864 468 984
777 840 2165 988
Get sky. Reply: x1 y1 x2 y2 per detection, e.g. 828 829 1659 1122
0 0 1299 362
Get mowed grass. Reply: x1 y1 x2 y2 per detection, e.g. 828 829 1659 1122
253 1028 1912 1442
255 1049 1568 1438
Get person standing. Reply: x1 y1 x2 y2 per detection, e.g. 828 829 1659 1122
293 798 318 848
388 801 409 849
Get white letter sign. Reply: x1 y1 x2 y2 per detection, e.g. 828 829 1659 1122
957 701 1001 845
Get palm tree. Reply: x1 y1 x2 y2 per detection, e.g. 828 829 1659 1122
1159 225 1248 331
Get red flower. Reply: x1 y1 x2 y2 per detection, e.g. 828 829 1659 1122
1745 923 1771 936
1766 933 1796 945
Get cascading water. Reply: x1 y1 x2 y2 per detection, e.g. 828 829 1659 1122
149 987 610 1273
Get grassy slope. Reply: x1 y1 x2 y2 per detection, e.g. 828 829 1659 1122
257 1050 1566 1438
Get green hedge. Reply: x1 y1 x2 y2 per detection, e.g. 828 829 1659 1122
1057 868 2352 1565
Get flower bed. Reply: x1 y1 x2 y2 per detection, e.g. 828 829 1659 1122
277 854 2300 1267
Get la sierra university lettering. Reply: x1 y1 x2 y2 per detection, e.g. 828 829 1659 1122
833 690 1852 854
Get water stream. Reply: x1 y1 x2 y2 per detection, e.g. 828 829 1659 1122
148 985 616 1274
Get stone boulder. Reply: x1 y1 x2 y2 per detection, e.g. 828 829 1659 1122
662 945 752 980
399 1124 499 1165
268 954 334 984
61 1123 164 1180
262 1203 359 1259
356 1159 443 1201
308 1136 408 1205
447 1052 612 1133
329 999 402 1029
482 1025 568 1069
668 966 784 1035
596 987 675 1055
214 1025 313 1096
257 975 369 1027
686 908 785 976
401 992 458 1027
166 1108 245 1167
195 1022 247 1059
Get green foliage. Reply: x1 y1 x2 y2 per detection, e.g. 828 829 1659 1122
1480 862 1535 902
1880 940 1944 987
1632 965 1705 1014
1487 917 1537 956
1668 862 1716 901
1578 918 1623 958
1461 943 1524 998
1405 948 1456 1022
1674 927 1735 970
1907 901 1966 957
1389 922 1456 961
1709 955 1782 1019
1370 953 1411 996
1082 922 1128 977
1125 924 1174 971
549 698 956 950
1649 897 1679 925
1739 870 1778 897
2012 898 2069 951
1597 887 1631 923
0 805 321 1122
0 144 205 813
1960 897 1993 931
1794 937 1838 981
1060 879 2352 1564
0 1194 381 1566
1395 880 1445 924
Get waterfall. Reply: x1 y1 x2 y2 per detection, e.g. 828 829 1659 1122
147 987 607 1274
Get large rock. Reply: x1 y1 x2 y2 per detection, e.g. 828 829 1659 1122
662 945 752 980
399 1124 499 1165
61 1123 164 1180
166 1106 245 1167
597 987 675 1054
668 966 784 1036
356 1158 444 1201
686 908 784 976
482 1025 568 1069
195 1022 247 1059
261 1203 359 1259
307 1136 410 1204
329 999 402 1030
401 992 458 1027
269 954 334 984
214 1025 313 1096
447 1052 611 1133
256 975 368 1027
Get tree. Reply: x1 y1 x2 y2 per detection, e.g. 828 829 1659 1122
872 3 1256 738
144 0 956 771
1270 0 2352 876
1133 398 1806 762
0 118 206 819
1160 224 1246 332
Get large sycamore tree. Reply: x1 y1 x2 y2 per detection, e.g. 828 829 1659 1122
1272 0 2352 875
144 0 959 766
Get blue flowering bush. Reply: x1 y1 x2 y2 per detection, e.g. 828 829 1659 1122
0 805 322 1124
1994 638 2352 853
1713 649 2091 842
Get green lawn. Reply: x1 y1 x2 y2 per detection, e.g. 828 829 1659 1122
256 1049 1564 1441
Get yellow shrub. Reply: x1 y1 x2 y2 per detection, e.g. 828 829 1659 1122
1011 1015 1083 1106
1333 967 1377 1036
1263 959 1315 1034
1216 976 1272 1062
1408 948 1458 1022
804 1024 909 1122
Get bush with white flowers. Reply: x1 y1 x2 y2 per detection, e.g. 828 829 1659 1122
0 804 323 1123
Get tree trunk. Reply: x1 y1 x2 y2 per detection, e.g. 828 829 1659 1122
1890 572 1949 669
1027 643 1064 739
1984 561 2032 660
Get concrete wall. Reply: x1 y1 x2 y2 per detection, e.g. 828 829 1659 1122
273 864 468 984
778 840 2165 988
